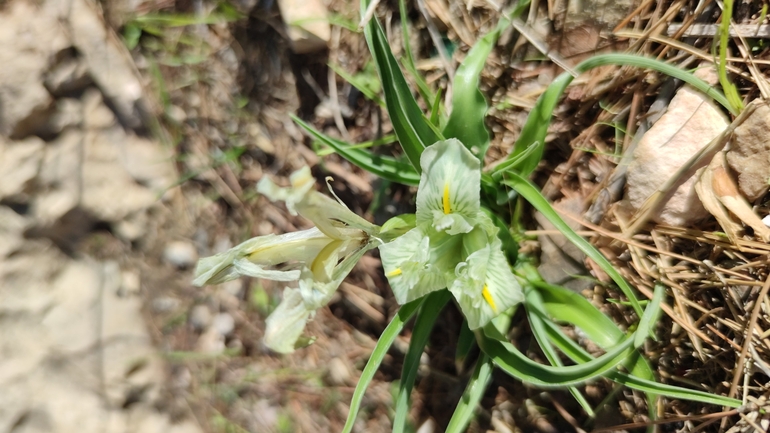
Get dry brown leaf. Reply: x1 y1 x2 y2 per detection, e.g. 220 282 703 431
695 151 770 243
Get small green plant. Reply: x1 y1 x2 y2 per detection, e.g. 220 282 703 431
194 0 742 430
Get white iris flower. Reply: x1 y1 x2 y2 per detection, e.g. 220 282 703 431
193 167 380 353
379 139 523 329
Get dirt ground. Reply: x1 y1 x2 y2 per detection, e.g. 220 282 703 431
2 0 770 432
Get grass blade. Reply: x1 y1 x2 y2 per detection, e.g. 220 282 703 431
504 173 644 317
342 298 425 433
393 291 451 433
445 353 494 433
292 115 420 185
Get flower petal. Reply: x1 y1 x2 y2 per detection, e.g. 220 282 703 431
450 240 523 329
379 227 446 304
193 228 331 286
264 287 313 354
416 139 481 234
258 167 378 239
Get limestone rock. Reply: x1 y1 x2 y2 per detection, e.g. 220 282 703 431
66 0 147 130
0 1 68 138
163 241 198 268
626 84 729 226
0 136 45 200
727 102 770 201
44 50 93 96
277 0 330 53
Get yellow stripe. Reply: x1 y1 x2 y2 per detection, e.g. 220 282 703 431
387 268 402 277
482 284 498 313
442 183 451 214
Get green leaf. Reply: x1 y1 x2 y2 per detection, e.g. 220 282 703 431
504 173 644 318
361 0 442 172
479 284 663 388
328 62 385 107
533 278 656 380
455 319 476 372
442 19 505 159
539 314 741 408
393 291 451 433
496 54 736 177
445 353 494 433
398 0 435 106
341 298 424 433
525 286 595 416
292 115 420 186
717 0 744 113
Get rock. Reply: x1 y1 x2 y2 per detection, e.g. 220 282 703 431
118 133 177 192
163 241 198 268
0 206 28 258
120 269 141 296
536 196 593 292
34 129 83 223
276 0 330 53
82 88 117 129
66 0 147 130
626 81 729 226
0 136 45 200
189 305 212 331
196 328 225 354
727 102 770 201
212 313 235 337
44 50 92 96
0 1 68 138
80 129 157 222
41 260 103 354
416 418 437 433
326 357 352 386
38 97 84 137
151 296 180 313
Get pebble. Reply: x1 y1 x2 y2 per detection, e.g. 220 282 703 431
151 296 180 313
163 241 198 268
326 357 351 386
212 313 235 336
188 305 212 331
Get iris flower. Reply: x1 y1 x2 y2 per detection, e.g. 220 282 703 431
379 139 523 329
193 167 380 353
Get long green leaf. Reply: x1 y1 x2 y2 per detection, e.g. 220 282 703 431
533 278 656 381
393 291 451 433
292 115 420 186
525 286 595 416
539 316 741 407
442 2 533 159
342 298 424 433
479 285 663 388
495 54 735 177
398 0 434 106
445 353 494 433
442 20 503 158
328 62 385 107
504 173 644 317
361 0 442 172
